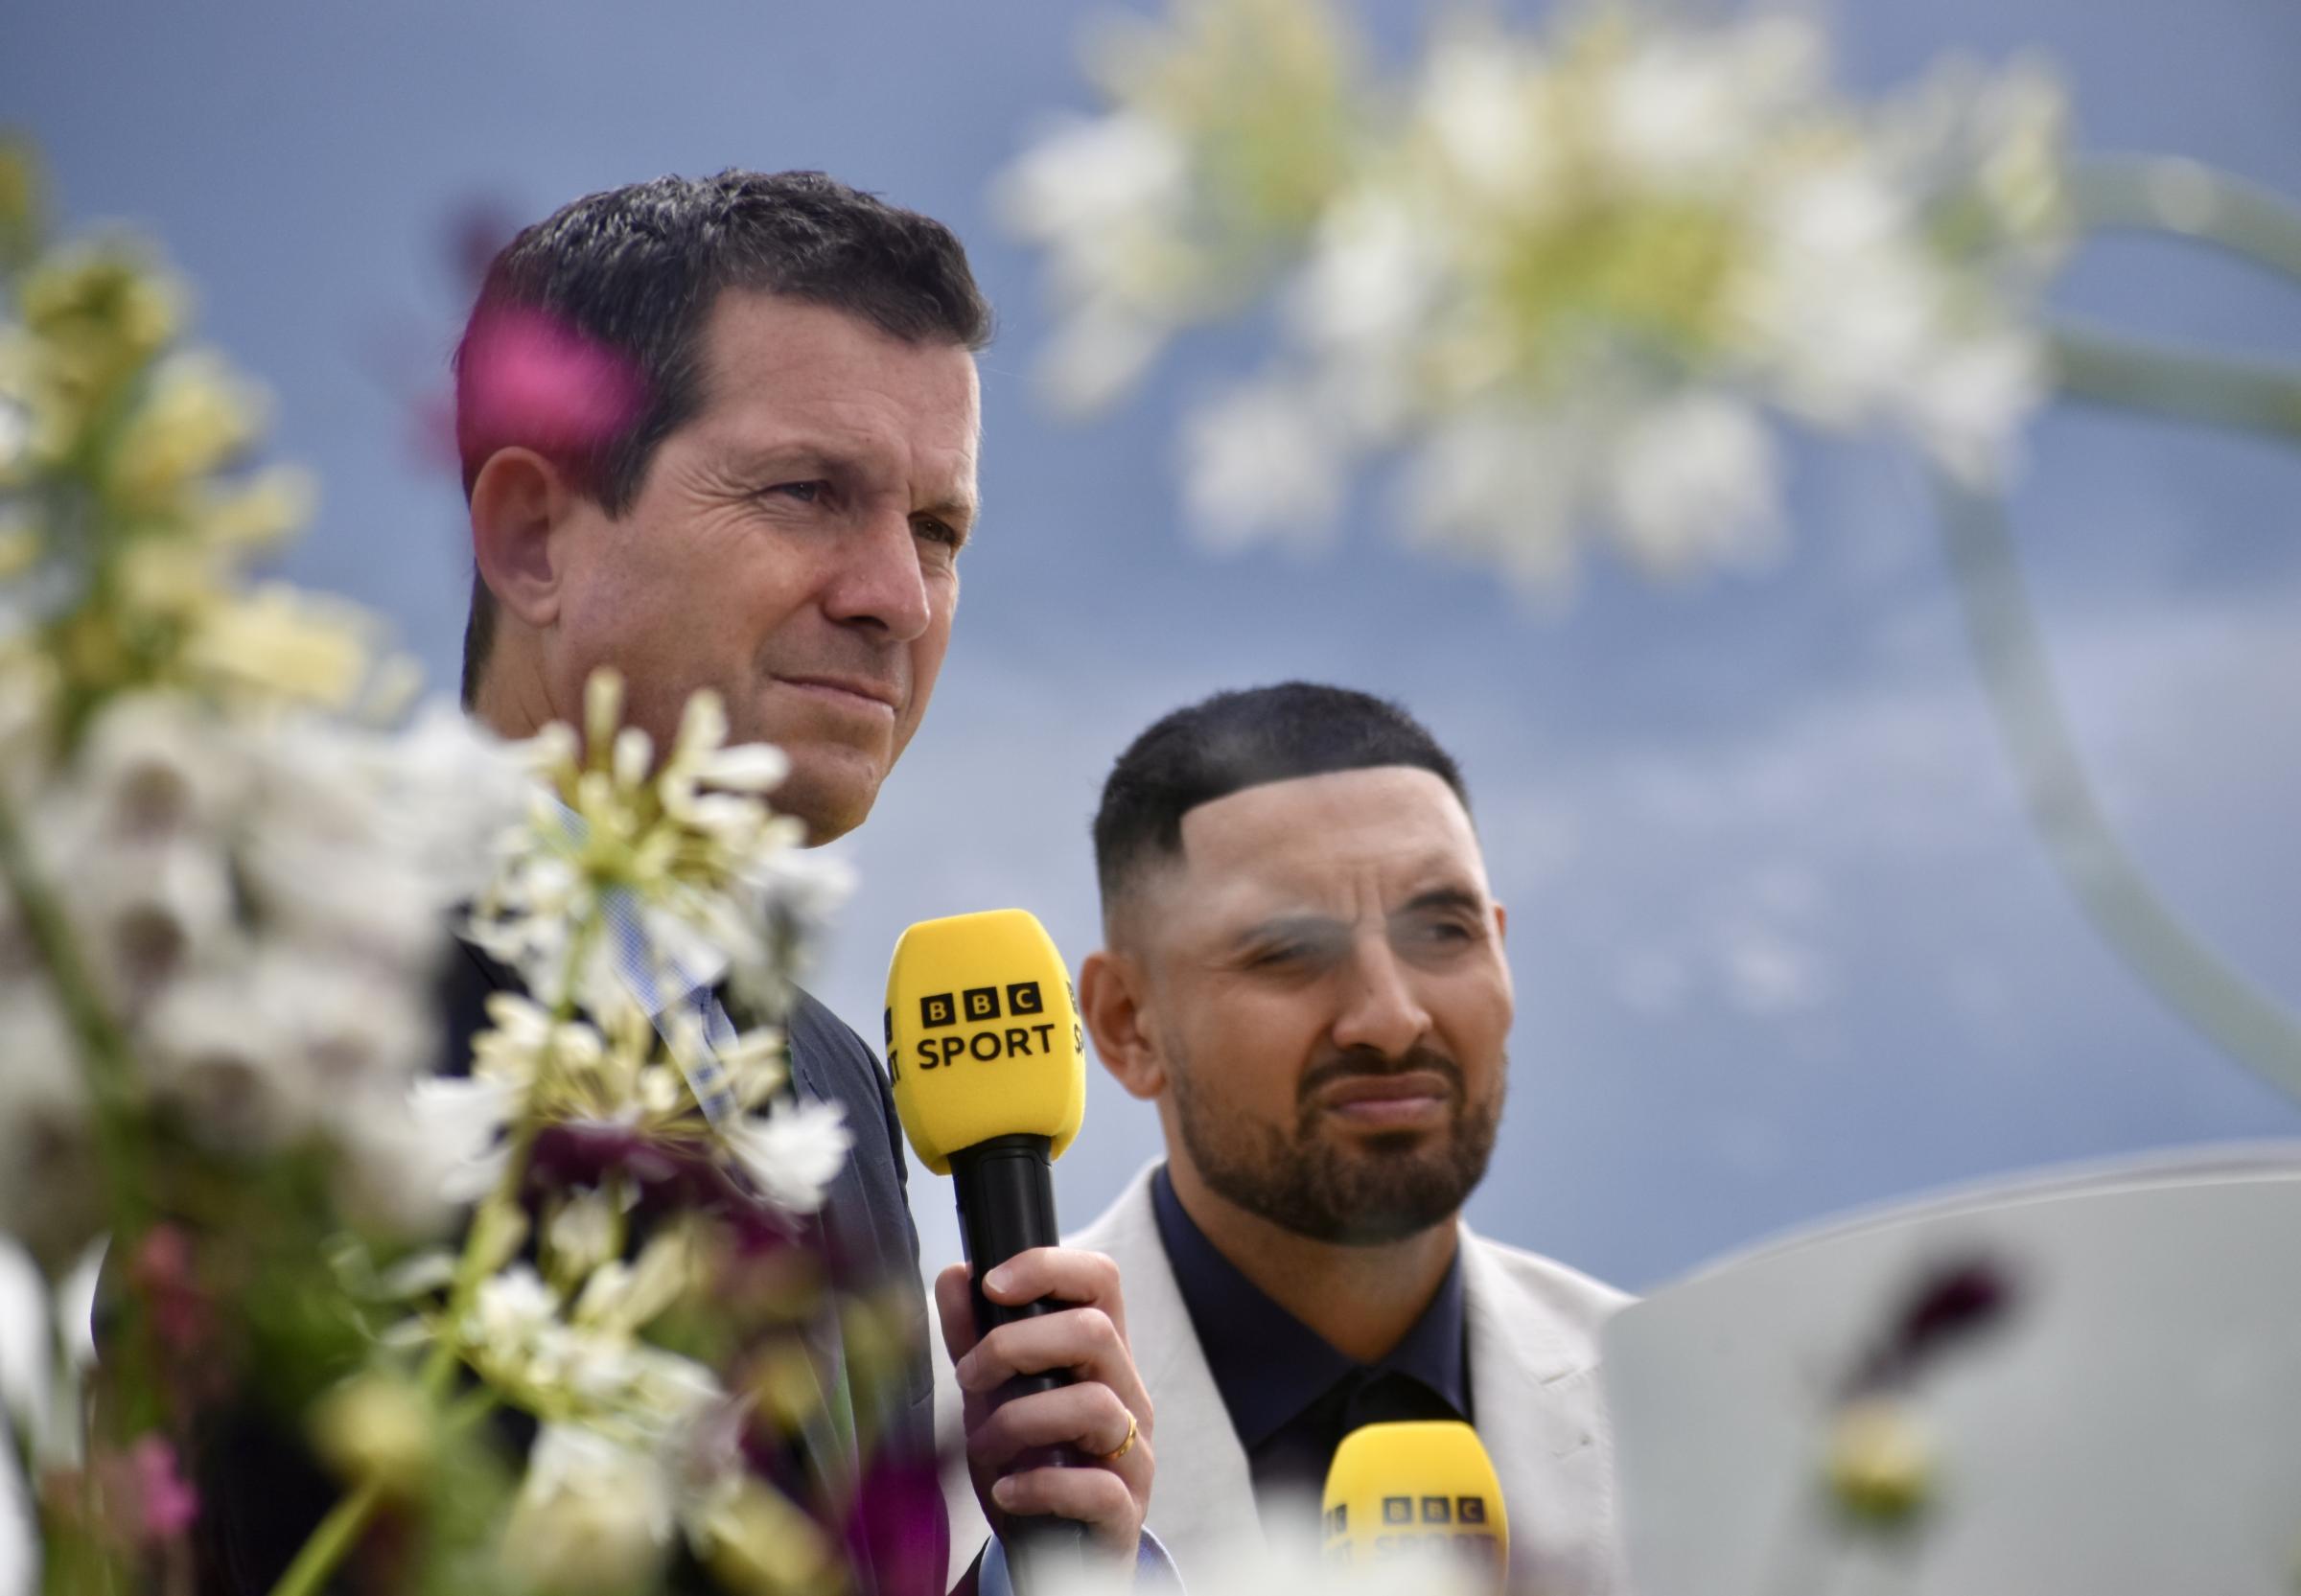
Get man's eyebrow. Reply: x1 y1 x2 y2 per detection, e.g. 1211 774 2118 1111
1397 885 1484 916
1227 912 1343 948
717 439 845 480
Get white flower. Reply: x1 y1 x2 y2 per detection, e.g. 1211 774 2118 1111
469 1266 561 1364
724 1098 851 1216
78 833 236 1004
1413 29 1560 207
76 692 245 843
995 111 1194 308
0 1234 102 1491
1003 4 2064 590
259 947 432 1100
475 680 825 1032
0 1240 54 1460
499 1424 675 1596
1601 393 1782 575
470 993 605 1092
141 962 308 1153
1181 378 1349 551
1034 306 1174 416
0 983 101 1268
407 1076 518 1203
1400 405 1587 595
1902 329 2046 486
0 1442 29 1596
1596 17 1826 190
545 1190 621 1285
1289 191 1437 380
239 705 521 981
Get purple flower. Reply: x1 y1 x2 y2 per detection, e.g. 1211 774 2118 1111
1842 1254 2019 1399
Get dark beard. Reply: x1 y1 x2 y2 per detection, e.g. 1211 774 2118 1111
1170 1045 1502 1245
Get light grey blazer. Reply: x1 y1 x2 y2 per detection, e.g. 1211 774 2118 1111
935 1162 1634 1593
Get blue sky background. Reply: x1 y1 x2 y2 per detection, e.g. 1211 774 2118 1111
9 0 2297 1292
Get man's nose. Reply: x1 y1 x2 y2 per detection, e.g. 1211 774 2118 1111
1329 938 1433 1061
823 506 932 642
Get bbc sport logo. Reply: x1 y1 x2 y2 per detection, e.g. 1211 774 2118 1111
1380 1495 1488 1526
896 980 1081 1077
919 981 1042 1028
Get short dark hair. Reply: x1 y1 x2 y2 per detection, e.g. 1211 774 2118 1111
455 169 993 706
1093 682 1472 909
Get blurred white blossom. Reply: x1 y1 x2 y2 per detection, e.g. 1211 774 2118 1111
725 1099 854 1215
500 1423 677 1596
1004 0 2072 586
0 692 522 1247
0 158 861 1593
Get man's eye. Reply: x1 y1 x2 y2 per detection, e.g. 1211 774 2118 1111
914 515 961 548
1246 938 1336 971
1403 917 1476 949
766 480 826 503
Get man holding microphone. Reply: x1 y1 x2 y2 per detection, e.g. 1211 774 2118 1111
942 682 1629 1591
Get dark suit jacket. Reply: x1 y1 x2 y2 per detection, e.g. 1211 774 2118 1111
194 937 948 1593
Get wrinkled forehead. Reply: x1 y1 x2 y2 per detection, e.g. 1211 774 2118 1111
1155 766 1488 915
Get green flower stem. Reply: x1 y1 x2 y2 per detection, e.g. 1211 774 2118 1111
259 1391 502 1596
0 782 149 1233
265 1477 384 1596
1936 474 2301 1105
2065 156 2301 287
2047 322 2301 445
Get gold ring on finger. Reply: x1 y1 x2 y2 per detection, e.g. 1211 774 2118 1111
1099 1410 1138 1464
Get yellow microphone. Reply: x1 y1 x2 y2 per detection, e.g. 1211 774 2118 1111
1322 1421 1510 1592
887 910 1089 1578
886 908 1084 1178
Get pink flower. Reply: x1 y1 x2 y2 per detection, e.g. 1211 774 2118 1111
91 1435 199 1547
128 1435 199 1541
455 306 646 472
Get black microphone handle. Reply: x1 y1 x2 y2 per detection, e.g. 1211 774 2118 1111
949 1133 1091 1585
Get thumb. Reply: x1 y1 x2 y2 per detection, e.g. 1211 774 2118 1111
933 1261 981 1366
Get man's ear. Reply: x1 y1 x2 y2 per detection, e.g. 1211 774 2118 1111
469 446 580 630
1495 902 1507 943
1079 948 1166 1101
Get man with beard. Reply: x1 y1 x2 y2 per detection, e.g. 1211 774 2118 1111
941 682 1628 1590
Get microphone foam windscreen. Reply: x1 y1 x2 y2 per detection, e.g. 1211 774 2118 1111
1321 1420 1509 1587
885 908 1086 1175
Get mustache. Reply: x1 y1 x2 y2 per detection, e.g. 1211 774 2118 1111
1297 1046 1465 1105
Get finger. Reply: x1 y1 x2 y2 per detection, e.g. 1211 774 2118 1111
934 1261 979 1366
965 1382 1137 1474
955 1305 1146 1410
990 1463 1145 1556
979 1247 1127 1337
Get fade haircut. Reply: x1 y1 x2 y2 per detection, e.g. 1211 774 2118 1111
1093 682 1472 913
454 169 993 706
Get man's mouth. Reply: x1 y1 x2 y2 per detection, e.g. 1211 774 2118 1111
1314 1071 1453 1129
774 675 901 718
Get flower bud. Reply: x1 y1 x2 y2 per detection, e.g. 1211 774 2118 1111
310 1373 434 1498
1825 1395 1933 1525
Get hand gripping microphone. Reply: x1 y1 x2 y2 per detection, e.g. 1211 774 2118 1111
1322 1421 1511 1593
886 909 1090 1571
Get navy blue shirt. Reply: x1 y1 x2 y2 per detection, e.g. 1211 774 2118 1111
1150 1166 1473 1522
